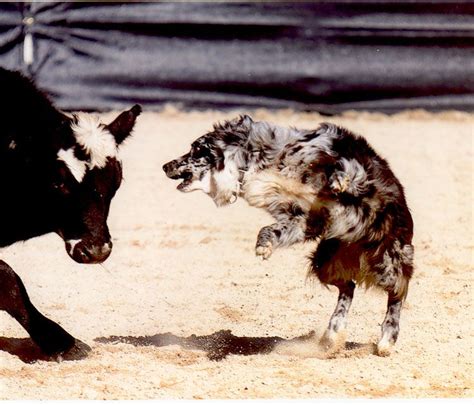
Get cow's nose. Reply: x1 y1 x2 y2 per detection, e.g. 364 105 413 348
69 241 113 264
85 242 112 263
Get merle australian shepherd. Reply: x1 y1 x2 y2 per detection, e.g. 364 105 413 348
163 115 414 357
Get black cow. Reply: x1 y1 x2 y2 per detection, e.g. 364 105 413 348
0 67 141 357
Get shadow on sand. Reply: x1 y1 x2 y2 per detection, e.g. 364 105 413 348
95 329 373 361
0 330 373 363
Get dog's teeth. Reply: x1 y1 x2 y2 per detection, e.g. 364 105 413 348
177 180 189 191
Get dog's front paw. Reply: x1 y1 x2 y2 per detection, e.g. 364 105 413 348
256 226 275 260
256 241 273 260
329 171 351 194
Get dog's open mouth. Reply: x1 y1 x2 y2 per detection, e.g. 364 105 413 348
177 172 193 191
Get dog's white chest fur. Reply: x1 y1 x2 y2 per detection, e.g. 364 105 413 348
242 169 316 213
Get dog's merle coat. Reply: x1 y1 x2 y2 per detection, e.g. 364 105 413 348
0 67 141 356
163 115 414 356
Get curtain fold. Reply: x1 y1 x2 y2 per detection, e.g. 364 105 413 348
0 1 472 113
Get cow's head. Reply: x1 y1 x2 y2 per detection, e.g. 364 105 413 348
53 105 141 264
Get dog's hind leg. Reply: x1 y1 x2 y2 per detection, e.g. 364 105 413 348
319 280 355 351
0 260 76 356
377 293 402 356
329 158 371 196
310 239 358 352
372 242 413 356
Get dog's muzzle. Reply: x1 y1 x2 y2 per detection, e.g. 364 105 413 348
163 160 194 190
162 160 181 179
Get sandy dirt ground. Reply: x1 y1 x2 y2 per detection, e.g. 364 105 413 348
0 108 472 399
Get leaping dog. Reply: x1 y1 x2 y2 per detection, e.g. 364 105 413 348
163 115 414 356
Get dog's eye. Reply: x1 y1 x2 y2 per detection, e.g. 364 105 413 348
193 145 207 157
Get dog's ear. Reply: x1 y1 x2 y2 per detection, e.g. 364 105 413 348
211 145 225 171
239 114 253 128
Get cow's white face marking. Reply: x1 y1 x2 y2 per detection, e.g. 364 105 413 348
57 113 119 182
71 113 118 168
65 239 81 256
57 148 87 182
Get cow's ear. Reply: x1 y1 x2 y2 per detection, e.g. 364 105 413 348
106 104 142 145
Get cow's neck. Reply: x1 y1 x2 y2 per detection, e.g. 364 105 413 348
0 142 61 247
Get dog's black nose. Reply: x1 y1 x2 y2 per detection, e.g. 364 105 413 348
162 161 173 174
163 160 182 179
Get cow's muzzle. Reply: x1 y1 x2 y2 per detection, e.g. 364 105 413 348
66 239 113 264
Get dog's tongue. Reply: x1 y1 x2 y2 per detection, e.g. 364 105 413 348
177 179 191 191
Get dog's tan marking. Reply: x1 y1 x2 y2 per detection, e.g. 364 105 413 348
330 172 351 193
242 169 316 212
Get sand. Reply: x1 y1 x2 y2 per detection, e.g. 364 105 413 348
0 108 472 399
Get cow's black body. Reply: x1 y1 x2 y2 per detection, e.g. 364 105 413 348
0 68 140 357
0 69 69 246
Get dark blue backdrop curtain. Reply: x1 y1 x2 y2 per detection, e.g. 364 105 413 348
0 1 473 113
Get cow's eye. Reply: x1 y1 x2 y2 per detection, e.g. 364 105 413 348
93 188 104 199
53 182 71 196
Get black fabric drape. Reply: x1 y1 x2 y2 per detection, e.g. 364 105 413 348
0 1 473 113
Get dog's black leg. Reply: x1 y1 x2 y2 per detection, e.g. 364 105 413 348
0 260 76 356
